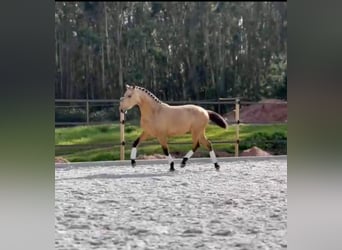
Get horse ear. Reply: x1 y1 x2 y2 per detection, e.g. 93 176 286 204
126 84 136 89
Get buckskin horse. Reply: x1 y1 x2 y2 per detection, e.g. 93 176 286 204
119 84 228 171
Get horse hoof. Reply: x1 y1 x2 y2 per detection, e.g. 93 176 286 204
180 158 188 168
214 163 220 170
170 162 175 171
131 159 136 167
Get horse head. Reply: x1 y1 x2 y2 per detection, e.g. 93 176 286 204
119 84 140 113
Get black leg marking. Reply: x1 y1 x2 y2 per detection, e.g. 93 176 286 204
131 159 136 167
170 162 175 172
181 142 199 168
214 162 220 171
162 146 169 156
132 137 140 147
193 142 200 152
180 158 188 168
162 146 175 171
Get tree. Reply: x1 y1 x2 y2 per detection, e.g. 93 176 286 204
55 2 287 101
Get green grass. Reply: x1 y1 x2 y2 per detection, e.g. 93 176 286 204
55 123 287 162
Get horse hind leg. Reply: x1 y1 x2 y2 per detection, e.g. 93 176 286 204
199 133 220 170
180 132 200 168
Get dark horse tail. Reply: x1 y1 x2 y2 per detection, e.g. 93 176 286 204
207 110 228 129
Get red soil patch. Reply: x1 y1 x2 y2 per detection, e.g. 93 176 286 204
240 146 272 157
55 156 70 163
224 99 287 124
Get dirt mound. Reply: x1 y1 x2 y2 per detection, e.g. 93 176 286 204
240 146 272 157
55 156 70 163
224 99 287 124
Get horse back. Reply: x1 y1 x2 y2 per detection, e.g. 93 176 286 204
155 104 209 136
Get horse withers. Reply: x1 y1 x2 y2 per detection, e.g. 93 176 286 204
119 84 228 171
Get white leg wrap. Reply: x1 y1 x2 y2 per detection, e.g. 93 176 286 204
167 154 174 164
209 150 217 164
130 147 137 159
184 150 194 159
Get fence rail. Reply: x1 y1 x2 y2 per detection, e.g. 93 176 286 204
56 139 287 149
55 98 287 126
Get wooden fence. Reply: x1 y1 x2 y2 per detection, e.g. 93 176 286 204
55 98 287 160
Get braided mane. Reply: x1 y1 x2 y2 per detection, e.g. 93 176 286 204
136 86 162 104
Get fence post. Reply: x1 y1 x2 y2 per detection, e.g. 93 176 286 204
120 112 125 160
235 98 240 157
86 100 89 125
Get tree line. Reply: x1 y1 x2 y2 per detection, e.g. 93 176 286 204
55 2 287 101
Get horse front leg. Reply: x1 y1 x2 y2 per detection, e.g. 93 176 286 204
157 137 174 172
130 131 149 167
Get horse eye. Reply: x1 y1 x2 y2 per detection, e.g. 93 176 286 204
127 95 132 98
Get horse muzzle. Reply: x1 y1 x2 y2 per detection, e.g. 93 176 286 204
119 102 126 114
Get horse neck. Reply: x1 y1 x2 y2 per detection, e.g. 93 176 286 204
137 92 160 117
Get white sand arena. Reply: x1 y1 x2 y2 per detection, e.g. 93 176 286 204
55 157 287 249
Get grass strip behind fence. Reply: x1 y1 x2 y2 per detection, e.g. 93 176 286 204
55 123 287 162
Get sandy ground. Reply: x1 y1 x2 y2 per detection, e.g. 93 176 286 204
55 158 287 250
